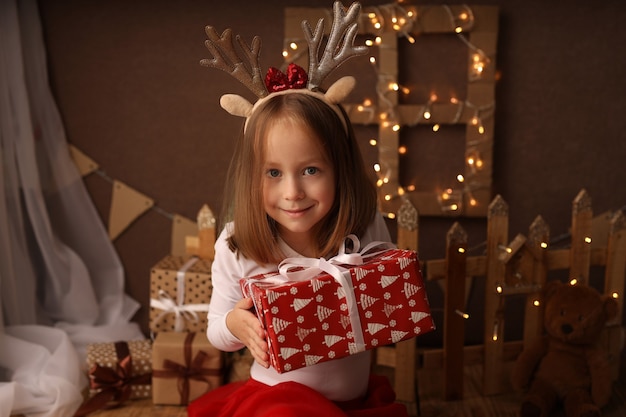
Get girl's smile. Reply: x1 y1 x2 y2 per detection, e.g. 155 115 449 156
262 117 335 256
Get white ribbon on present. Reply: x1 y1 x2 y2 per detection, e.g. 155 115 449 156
150 256 210 332
243 235 395 355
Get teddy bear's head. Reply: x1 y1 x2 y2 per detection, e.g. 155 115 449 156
543 280 618 345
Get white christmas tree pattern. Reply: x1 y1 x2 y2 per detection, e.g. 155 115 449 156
280 347 302 359
272 317 292 334
379 274 399 288
292 297 313 311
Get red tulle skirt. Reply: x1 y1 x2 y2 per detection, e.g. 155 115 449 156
187 374 409 417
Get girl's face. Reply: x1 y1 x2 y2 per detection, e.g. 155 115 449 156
262 117 336 256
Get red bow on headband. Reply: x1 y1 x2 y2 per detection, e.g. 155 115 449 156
265 63 308 93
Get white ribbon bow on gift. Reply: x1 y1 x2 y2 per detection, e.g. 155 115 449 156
150 257 210 332
245 235 395 354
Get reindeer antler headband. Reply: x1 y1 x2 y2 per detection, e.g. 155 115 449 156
200 1 367 132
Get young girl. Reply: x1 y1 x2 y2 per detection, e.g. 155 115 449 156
188 92 409 417
190 2 411 415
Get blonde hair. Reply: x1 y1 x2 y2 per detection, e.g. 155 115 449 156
220 92 377 265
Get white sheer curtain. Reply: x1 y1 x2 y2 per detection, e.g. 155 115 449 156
1 0 144 416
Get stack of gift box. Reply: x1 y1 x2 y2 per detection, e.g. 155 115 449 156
78 205 224 414
79 206 435 413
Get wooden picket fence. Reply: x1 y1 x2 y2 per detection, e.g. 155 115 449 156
375 189 625 406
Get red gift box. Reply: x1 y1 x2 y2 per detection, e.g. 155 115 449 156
240 244 435 373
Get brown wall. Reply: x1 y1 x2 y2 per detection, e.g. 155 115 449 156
38 0 626 343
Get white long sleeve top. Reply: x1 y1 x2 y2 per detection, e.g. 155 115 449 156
207 214 391 401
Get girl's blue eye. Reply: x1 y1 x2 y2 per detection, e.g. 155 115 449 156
268 169 280 178
304 167 318 175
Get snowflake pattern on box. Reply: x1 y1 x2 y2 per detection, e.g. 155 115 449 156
240 249 435 373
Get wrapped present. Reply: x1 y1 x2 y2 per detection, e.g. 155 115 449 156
76 340 152 415
240 239 435 373
152 332 223 405
150 255 212 333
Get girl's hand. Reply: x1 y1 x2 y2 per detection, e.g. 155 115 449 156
226 297 270 368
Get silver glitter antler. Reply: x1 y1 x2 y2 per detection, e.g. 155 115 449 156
302 1 367 90
201 27 268 98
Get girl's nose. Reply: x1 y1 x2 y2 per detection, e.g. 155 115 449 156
284 177 304 200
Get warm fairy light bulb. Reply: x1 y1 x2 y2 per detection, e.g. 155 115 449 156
469 197 477 206
369 139 377 146
363 98 372 106
398 145 407 154
374 22 382 29
458 247 465 253
392 124 400 132
380 112 388 120
475 159 484 169
387 212 396 219
496 285 503 294
369 56 377 64
423 110 431 119
382 121 390 128
376 179 384 187
290 42 298 50
455 309 469 319
365 39 374 46
368 12 376 18
389 82 399 91
407 185 416 191
373 163 381 172
569 278 578 285
612 292 619 299
459 12 469 20
467 156 475 165
450 204 458 211
533 300 540 307
401 86 410 94
455 26 463 33
450 97 459 104
282 50 288 57
584 236 592 244
357 105 365 111
383 177 389 184
457 174 465 183
384 194 392 201
432 124 440 132
375 36 382 44
471 117 479 125
540 242 548 248
430 93 438 102
478 125 485 134
397 187 405 196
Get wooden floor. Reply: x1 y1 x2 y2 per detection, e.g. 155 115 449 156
63 350 626 417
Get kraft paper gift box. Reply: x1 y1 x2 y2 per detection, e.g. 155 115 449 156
150 255 212 333
152 332 223 405
240 246 435 373
78 340 152 414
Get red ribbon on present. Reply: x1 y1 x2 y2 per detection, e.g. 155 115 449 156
152 332 221 405
264 63 308 93
74 341 152 417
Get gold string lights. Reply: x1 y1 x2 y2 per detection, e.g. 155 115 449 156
282 3 499 217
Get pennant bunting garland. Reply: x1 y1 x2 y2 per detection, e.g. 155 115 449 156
108 180 154 240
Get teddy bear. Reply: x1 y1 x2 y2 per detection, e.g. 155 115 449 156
511 280 619 417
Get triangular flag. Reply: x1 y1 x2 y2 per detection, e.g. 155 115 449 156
171 214 197 256
68 144 98 176
108 180 154 240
